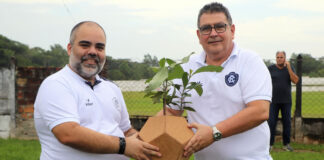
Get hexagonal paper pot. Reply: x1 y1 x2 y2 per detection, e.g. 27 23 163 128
139 115 194 160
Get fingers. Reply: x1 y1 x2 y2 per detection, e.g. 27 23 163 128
184 135 200 157
188 122 199 129
130 132 139 138
143 142 161 157
143 147 162 157
183 147 194 158
143 142 159 151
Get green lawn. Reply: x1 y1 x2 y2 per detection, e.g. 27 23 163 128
123 91 324 118
123 91 162 116
0 138 41 160
271 142 324 160
1 139 323 160
292 91 324 118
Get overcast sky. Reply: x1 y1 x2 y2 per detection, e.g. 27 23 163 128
1 0 323 62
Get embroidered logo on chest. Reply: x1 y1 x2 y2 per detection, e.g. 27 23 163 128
85 99 93 106
225 72 239 87
112 97 121 112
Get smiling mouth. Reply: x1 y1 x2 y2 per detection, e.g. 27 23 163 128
208 40 221 44
84 59 97 65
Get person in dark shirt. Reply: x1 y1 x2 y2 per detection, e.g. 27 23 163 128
268 51 299 152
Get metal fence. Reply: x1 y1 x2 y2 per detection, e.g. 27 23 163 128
118 56 324 118
117 78 324 118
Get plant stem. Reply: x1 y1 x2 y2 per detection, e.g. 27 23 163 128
180 73 192 110
162 80 167 116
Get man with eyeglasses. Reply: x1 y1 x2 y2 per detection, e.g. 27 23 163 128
160 2 273 160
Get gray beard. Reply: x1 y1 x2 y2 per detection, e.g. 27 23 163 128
75 63 100 79
70 52 105 79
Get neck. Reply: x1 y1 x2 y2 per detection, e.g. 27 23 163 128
276 64 284 69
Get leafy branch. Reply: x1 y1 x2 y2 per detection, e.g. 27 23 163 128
144 53 223 115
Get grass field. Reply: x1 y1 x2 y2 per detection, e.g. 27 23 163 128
1 138 323 160
123 91 324 118
292 91 324 118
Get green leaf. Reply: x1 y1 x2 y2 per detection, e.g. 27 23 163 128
194 84 203 96
186 82 198 90
170 102 180 107
166 58 176 66
145 67 168 91
144 91 155 97
182 101 192 104
193 65 223 75
151 67 160 73
183 106 196 112
183 92 191 97
174 84 181 91
151 91 164 103
159 58 166 67
168 64 184 80
145 78 152 83
182 72 189 87
181 52 195 64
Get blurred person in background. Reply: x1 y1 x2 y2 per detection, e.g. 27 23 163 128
268 51 299 152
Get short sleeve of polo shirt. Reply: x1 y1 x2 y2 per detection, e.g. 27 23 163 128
35 78 80 131
240 53 272 104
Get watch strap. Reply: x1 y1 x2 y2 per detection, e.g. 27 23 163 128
118 137 126 154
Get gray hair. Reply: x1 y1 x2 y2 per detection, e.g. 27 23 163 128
276 51 286 57
197 2 233 28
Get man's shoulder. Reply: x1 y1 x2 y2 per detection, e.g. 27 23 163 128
268 64 276 68
41 68 66 84
182 52 204 69
237 47 260 59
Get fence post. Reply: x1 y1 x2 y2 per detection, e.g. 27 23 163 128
294 54 303 142
295 55 302 117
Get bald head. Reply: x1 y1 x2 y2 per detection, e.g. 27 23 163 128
69 21 106 45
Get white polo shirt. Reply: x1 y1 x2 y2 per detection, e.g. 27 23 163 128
34 65 131 160
170 43 272 160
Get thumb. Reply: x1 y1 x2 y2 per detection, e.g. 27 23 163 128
188 122 199 129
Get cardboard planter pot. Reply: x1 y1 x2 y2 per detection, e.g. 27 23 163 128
139 115 194 160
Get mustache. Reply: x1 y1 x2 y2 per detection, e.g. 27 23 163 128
81 54 100 64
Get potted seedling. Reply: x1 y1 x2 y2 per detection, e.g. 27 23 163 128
139 53 223 160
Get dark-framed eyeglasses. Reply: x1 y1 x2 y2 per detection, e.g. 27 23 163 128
199 23 228 35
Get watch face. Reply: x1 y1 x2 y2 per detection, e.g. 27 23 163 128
212 127 222 141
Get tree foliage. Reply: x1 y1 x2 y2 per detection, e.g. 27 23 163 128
290 53 324 77
144 53 223 113
0 34 158 80
263 53 324 77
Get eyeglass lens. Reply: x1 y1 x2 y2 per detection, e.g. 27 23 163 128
199 23 227 35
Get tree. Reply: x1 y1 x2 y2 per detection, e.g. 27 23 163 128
143 54 159 67
290 53 321 75
263 59 274 67
45 44 68 67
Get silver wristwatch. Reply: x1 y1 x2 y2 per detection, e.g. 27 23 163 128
212 126 222 141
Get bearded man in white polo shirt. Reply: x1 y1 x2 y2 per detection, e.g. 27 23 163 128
157 2 272 160
34 21 161 160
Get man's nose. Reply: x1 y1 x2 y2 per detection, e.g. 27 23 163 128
88 45 98 55
209 28 219 37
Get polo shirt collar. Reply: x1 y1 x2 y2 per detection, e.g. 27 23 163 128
64 65 102 88
195 42 239 67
